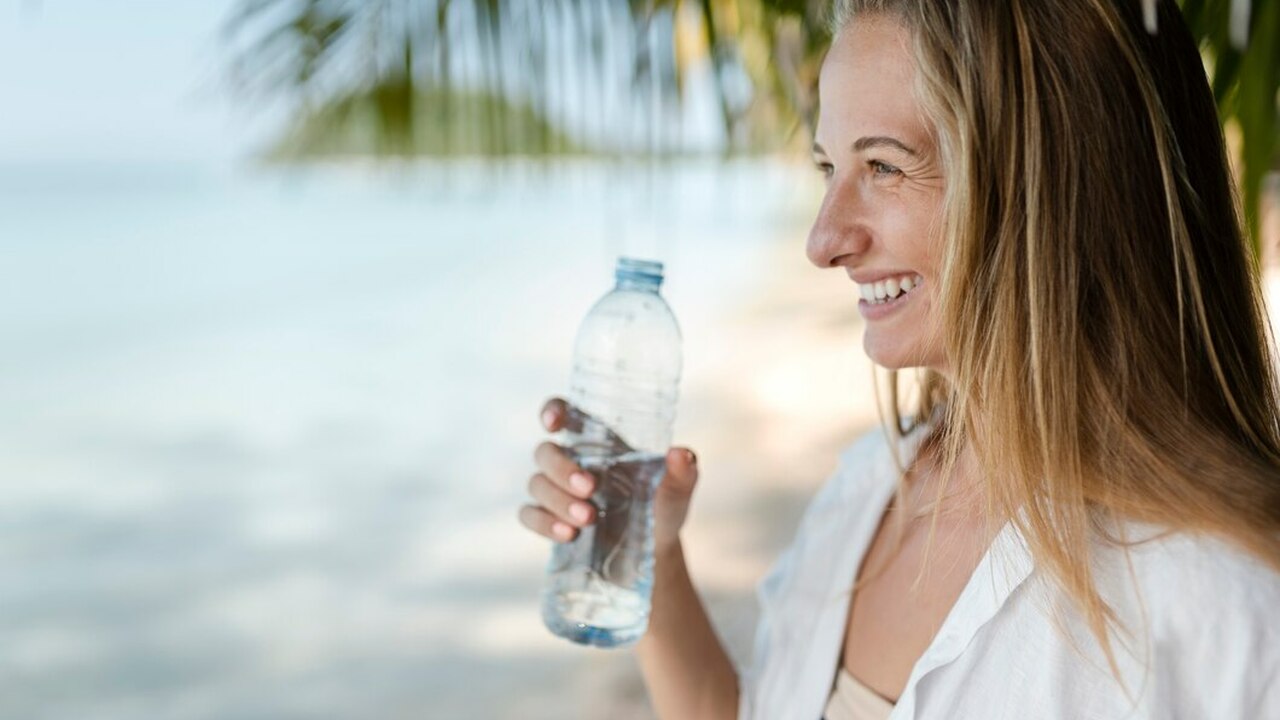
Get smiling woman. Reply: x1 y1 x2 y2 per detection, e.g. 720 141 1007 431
518 1 1280 718
751 0 1280 717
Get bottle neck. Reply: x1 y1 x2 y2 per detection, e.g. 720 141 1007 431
615 276 662 293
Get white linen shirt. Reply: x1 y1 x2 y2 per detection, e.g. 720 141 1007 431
736 422 1280 719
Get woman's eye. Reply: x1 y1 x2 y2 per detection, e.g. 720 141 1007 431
814 161 834 178
869 160 902 177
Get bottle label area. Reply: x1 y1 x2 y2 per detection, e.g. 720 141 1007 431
542 451 666 645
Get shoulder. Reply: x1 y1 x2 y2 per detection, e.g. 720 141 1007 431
828 417 932 503
830 425 893 494
780 426 889 548
990 526 1280 713
1118 528 1280 631
784 425 891 524
1098 527 1280 705
763 420 927 580
755 423 904 593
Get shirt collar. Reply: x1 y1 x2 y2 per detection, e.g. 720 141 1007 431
891 520 1036 718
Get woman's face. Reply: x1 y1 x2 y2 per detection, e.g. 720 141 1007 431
807 15 947 372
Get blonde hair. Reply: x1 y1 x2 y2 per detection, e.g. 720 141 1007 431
829 0 1280 685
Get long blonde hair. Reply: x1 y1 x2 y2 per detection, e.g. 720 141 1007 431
829 0 1280 681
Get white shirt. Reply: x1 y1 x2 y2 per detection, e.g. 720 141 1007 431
737 421 1280 719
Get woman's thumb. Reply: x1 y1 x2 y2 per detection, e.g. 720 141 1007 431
662 447 699 495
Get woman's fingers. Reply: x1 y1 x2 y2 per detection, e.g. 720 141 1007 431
540 397 568 432
540 396 590 435
662 446 699 495
536 398 598 500
518 503 578 542
521 397 598 545
532 441 596 498
541 396 593 435
527 472 597 528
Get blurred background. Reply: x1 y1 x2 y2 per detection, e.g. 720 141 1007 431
0 1 1275 718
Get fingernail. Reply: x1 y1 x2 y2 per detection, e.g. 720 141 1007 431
552 522 573 540
570 502 591 523
570 472 593 494
685 449 696 465
542 409 556 429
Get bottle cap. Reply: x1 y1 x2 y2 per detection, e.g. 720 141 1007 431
615 257 664 287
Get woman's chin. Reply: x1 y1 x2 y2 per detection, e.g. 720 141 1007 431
863 337 910 369
862 337 936 371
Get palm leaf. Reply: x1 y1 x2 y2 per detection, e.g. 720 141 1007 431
224 0 830 158
1179 0 1280 248
224 0 1277 245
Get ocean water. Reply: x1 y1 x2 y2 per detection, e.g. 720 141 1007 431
0 158 819 718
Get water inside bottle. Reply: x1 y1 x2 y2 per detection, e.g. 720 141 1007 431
542 450 666 648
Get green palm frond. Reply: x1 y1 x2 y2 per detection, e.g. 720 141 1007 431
224 0 832 158
223 0 1277 243
1179 0 1280 244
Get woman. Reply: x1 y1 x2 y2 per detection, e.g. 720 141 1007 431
519 0 1280 717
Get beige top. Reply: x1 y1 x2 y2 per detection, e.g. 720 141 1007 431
822 666 895 720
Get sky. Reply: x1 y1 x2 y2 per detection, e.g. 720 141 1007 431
0 0 279 166
0 0 724 168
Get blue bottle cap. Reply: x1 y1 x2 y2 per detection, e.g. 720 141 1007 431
615 257 664 286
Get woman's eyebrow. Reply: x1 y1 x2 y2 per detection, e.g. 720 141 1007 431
852 135 918 156
811 137 919 157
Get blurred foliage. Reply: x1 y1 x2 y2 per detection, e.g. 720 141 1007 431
225 0 1277 240
264 86 583 158
222 0 830 159
1181 0 1280 245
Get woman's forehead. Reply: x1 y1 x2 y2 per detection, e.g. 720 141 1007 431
816 18 928 150
822 14 914 81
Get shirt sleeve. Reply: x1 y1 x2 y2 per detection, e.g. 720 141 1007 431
1125 532 1280 718
1202 560 1280 718
736 514 806 720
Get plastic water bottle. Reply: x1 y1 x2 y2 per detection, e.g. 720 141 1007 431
541 256 682 648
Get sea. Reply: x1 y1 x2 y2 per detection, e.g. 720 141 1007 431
0 157 820 719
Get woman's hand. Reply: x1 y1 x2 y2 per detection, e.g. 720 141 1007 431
517 396 700 555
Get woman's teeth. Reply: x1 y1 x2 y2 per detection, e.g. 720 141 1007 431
859 274 924 304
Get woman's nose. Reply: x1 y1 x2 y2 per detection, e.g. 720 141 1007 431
805 187 872 268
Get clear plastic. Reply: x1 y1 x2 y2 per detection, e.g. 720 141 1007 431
541 257 683 648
